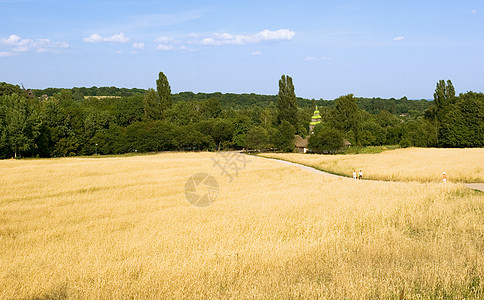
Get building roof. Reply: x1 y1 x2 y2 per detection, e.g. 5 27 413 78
294 135 309 148
310 105 322 125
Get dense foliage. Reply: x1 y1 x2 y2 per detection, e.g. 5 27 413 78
31 84 432 112
0 76 482 158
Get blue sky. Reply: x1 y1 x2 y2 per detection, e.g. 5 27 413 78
1 0 483 99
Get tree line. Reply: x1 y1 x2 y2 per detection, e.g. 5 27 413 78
31 84 432 112
308 80 483 152
0 75 482 158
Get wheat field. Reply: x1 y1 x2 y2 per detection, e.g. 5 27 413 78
0 152 483 298
261 147 484 183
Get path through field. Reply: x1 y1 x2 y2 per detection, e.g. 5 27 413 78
465 183 484 192
255 154 484 192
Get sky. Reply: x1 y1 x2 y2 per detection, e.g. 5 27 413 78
0 0 483 100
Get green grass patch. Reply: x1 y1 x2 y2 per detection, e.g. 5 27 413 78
341 145 401 155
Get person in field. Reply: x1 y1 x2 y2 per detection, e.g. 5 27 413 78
442 172 447 183
353 170 357 180
358 170 363 180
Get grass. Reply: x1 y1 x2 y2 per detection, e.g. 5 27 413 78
261 147 484 183
342 145 401 154
1 152 483 298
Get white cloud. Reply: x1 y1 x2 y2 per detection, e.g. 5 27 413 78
132 42 145 49
1 35 26 46
83 33 103 43
105 33 129 43
199 29 295 46
304 56 332 62
257 29 295 41
156 36 176 43
201 37 216 45
0 34 69 53
83 33 130 43
157 44 175 51
393 36 405 41
155 36 193 51
471 9 477 14
153 29 294 51
179 45 193 51
0 51 17 57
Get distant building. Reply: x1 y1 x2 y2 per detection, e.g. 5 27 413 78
297 106 351 153
309 106 322 134
294 135 309 153
26 89 34 99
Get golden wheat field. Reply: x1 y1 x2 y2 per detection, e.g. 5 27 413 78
0 152 483 299
261 147 484 183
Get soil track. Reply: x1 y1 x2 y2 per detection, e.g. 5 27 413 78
255 155 484 192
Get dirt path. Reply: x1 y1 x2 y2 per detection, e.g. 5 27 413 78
265 157 352 180
255 155 484 192
463 183 484 192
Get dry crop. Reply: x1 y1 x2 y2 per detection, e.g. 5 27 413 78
0 152 483 298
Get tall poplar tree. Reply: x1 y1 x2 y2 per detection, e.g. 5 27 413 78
434 79 456 116
277 75 298 128
156 71 172 112
429 79 456 145
143 71 172 120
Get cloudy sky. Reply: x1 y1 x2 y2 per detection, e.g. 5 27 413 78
1 0 483 99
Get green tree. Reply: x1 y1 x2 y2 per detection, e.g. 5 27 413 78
54 136 80 157
83 107 113 154
38 98 69 156
359 120 385 146
114 95 144 126
260 107 274 129
156 71 172 112
332 94 361 145
195 119 233 150
246 126 269 151
402 117 437 147
72 89 84 101
143 72 172 121
57 89 74 105
271 120 295 152
232 114 252 149
277 75 298 128
439 92 484 147
172 126 214 151
200 97 222 119
143 88 162 121
427 79 456 145
434 79 456 112
0 94 39 158
0 82 23 97
308 125 344 154
165 102 198 126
